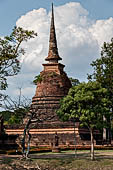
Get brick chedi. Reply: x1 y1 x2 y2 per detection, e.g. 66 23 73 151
32 3 72 122
5 4 102 149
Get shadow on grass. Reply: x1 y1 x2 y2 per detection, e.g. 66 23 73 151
0 157 13 165
1 153 113 170
30 150 113 162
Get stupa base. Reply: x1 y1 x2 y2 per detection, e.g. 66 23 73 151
52 146 61 153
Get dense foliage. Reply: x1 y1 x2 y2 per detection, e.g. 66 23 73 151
1 108 27 125
88 38 113 115
58 81 109 126
88 38 113 142
57 81 110 160
69 77 80 86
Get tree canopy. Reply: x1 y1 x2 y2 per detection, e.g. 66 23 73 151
57 81 110 160
88 38 113 142
0 26 37 91
69 77 80 86
88 38 113 113
57 81 109 126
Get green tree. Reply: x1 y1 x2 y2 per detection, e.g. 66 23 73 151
0 109 27 125
0 26 37 91
88 38 113 141
33 74 42 85
69 77 80 86
57 81 110 160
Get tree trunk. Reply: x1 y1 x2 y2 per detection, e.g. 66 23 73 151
26 129 31 158
21 117 32 157
90 129 94 160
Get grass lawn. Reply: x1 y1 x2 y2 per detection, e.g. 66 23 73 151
1 150 113 169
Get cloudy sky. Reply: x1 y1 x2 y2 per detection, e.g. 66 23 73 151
1 0 113 100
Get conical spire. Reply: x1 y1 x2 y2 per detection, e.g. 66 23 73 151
45 3 62 62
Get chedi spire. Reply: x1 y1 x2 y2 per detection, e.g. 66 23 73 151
32 3 72 122
45 3 62 63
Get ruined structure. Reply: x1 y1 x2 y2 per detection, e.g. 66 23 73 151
5 4 102 149
0 115 18 151
28 4 100 147
32 3 72 122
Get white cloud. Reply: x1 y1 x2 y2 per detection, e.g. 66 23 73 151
6 2 113 99
89 17 113 48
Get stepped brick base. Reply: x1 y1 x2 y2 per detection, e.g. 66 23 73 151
6 122 101 149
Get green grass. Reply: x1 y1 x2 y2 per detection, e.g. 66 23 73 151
32 158 113 170
1 150 113 169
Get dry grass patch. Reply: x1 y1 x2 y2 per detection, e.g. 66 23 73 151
1 150 113 169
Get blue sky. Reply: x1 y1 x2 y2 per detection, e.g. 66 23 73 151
0 0 113 35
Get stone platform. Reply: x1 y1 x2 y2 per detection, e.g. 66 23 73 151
5 121 101 149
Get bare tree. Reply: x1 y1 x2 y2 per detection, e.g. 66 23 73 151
2 88 31 111
21 102 56 158
0 88 31 124
21 107 41 158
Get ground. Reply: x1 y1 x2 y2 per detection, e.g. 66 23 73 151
1 150 113 170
